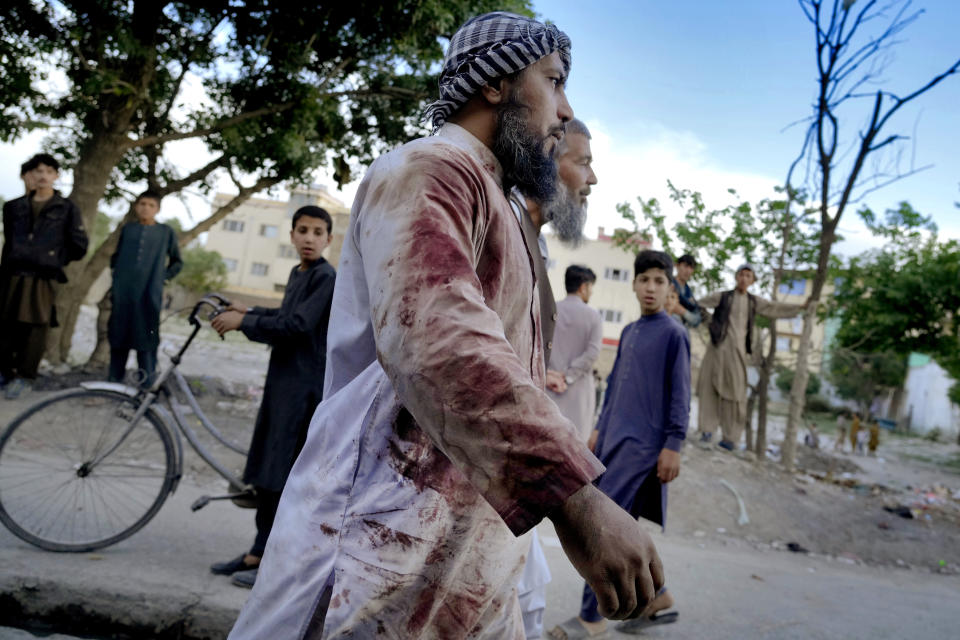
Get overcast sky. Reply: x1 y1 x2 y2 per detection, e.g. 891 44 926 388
1 1 957 271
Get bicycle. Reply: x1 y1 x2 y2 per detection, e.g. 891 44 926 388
0 294 257 552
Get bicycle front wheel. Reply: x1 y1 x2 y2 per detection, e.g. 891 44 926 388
0 389 176 552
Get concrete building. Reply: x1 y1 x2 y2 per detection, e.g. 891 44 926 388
543 227 651 377
204 184 350 302
770 275 833 373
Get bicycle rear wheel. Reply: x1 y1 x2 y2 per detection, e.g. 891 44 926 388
0 389 176 552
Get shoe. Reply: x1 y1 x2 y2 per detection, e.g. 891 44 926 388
231 567 258 588
699 432 713 443
717 439 735 451
4 378 31 400
210 554 259 576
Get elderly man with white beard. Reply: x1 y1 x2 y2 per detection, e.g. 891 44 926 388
511 119 598 638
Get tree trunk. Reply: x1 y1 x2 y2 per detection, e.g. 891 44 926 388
755 323 777 459
85 288 112 372
783 229 834 470
744 385 756 452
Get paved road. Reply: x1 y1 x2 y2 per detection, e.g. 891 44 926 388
2 389 958 639
1 471 958 639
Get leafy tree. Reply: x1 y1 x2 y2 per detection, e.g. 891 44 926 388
0 0 531 363
828 202 960 415
827 348 907 418
177 247 228 294
775 366 821 397
779 0 960 470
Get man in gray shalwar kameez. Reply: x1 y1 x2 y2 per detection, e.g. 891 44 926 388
548 265 603 443
108 191 182 387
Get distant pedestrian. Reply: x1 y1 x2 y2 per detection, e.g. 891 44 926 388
209 205 336 589
547 264 603 442
849 412 861 451
0 153 88 398
835 412 848 452
804 422 820 449
107 191 182 387
868 419 880 456
671 254 701 327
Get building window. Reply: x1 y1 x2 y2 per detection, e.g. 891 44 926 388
222 258 238 272
223 220 244 232
778 279 806 296
277 245 298 259
273 283 286 293
260 224 278 238
791 317 804 334
250 262 269 276
776 337 791 352
598 309 623 323
604 267 631 282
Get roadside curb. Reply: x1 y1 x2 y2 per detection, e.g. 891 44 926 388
0 572 240 639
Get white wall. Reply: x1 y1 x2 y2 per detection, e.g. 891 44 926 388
903 360 959 437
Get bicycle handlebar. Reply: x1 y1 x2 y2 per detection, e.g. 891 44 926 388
188 293 233 328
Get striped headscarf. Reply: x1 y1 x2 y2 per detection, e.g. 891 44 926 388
423 12 571 130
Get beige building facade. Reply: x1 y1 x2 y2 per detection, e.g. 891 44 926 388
543 227 651 377
204 184 351 301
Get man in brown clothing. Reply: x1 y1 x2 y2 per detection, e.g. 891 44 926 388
696 264 805 450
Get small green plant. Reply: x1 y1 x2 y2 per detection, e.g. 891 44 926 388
923 427 942 443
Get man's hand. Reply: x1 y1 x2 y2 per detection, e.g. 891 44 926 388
587 429 600 452
546 369 567 393
211 310 244 336
549 484 665 620
657 448 681 483
227 302 249 313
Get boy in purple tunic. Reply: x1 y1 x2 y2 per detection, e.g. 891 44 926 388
557 250 689 639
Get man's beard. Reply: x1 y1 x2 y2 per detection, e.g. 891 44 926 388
491 94 560 202
545 182 587 248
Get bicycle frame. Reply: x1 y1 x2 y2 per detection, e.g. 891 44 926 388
82 293 250 498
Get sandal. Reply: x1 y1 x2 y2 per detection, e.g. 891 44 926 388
547 617 609 639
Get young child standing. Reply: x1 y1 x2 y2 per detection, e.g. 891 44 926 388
551 250 689 640
108 190 182 387
208 205 336 588
0 153 88 398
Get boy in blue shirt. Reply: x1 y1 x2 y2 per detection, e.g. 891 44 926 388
552 250 688 639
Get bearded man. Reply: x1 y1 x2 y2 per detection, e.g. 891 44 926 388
228 12 663 640
511 119 597 638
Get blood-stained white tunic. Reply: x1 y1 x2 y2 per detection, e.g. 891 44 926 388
228 124 604 639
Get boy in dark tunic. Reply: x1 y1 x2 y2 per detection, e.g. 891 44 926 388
1 153 88 398
107 191 182 387
553 250 689 639
209 205 336 588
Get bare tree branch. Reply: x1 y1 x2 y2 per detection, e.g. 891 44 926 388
158 155 229 197
123 101 297 149
177 175 283 246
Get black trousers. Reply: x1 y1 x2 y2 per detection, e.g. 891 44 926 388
250 488 282 558
108 347 158 388
0 320 48 379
